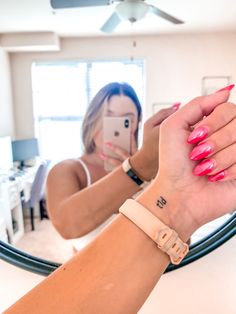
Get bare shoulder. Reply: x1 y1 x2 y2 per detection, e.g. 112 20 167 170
47 159 86 186
49 159 78 175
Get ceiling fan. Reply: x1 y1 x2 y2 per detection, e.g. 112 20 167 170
50 0 184 33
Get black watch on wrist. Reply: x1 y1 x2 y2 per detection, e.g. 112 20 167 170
122 158 146 187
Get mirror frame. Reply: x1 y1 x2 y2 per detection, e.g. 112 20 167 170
0 213 235 276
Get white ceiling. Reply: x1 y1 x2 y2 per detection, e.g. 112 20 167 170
0 0 236 37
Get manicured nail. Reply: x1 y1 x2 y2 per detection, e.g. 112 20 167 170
208 170 226 182
193 159 215 176
105 142 113 148
187 126 209 144
189 142 213 161
99 152 106 160
172 102 181 110
215 84 235 93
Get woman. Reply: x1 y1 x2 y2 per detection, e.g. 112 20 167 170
47 82 178 244
6 85 235 314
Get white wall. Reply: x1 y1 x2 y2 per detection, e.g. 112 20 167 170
0 48 15 137
10 32 236 138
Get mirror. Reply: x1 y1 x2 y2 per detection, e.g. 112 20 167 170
1 213 235 276
0 0 236 274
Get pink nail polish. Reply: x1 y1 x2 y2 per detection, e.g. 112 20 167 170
215 84 235 93
208 170 226 182
99 152 106 160
105 142 113 148
193 159 215 176
172 102 181 110
187 126 209 144
189 142 213 161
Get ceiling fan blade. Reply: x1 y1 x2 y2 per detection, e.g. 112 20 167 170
149 5 184 24
50 0 110 9
100 12 121 33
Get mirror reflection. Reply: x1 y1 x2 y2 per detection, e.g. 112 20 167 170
0 0 236 265
0 77 234 265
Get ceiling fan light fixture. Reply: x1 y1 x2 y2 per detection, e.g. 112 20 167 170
115 0 149 23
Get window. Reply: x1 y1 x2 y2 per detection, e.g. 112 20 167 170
32 60 144 162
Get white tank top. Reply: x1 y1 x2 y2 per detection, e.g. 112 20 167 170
70 158 116 252
77 158 92 186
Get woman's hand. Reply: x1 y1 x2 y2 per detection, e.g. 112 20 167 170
101 104 180 172
100 142 133 170
149 89 236 240
130 104 180 181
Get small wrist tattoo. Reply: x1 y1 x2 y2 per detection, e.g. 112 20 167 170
156 196 167 209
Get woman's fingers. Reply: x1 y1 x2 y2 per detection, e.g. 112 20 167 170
99 151 124 168
106 158 121 167
103 156 123 167
102 141 137 168
188 103 236 181
208 164 236 182
189 114 236 161
187 101 236 182
170 89 231 132
188 102 236 144
147 104 179 128
104 143 130 160
131 134 138 155
193 141 236 178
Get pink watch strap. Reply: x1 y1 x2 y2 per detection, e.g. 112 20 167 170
119 199 189 265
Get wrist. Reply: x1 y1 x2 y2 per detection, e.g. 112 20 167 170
135 178 195 242
119 199 189 265
130 149 156 182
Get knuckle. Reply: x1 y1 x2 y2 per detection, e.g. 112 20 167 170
225 102 236 108
191 96 203 103
214 103 236 124
229 163 236 174
156 108 166 115
160 119 169 131
216 102 235 112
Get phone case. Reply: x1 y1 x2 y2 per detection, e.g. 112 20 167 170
103 116 131 172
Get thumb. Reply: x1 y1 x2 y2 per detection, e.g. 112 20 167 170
149 105 178 127
131 133 137 154
173 89 232 128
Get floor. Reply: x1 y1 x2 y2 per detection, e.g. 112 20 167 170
15 218 74 264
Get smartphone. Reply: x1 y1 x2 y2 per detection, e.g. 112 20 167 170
103 116 131 172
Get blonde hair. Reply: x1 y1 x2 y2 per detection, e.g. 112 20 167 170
82 82 142 154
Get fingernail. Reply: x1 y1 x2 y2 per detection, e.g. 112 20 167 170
215 84 235 93
172 102 181 110
208 170 226 182
187 126 209 144
189 142 213 160
193 159 215 176
99 152 106 160
105 142 113 148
